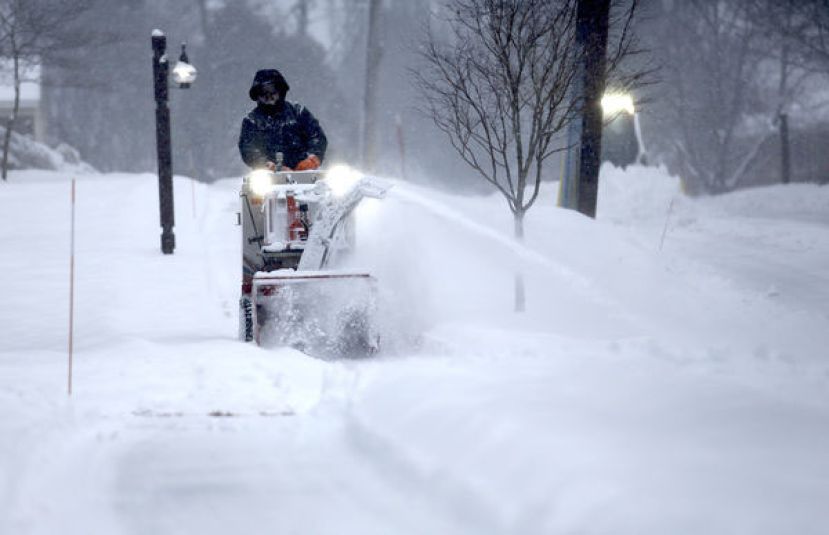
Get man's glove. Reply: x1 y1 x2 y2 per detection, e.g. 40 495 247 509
295 154 321 171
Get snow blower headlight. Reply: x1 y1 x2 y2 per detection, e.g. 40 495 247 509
249 169 275 197
325 165 361 197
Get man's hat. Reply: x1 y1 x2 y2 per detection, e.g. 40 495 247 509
249 69 290 101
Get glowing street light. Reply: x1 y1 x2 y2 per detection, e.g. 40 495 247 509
172 44 197 88
601 92 635 116
601 91 647 169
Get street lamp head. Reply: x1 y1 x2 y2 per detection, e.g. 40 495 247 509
601 92 635 116
172 43 197 88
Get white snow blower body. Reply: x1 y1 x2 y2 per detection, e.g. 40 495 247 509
238 162 388 356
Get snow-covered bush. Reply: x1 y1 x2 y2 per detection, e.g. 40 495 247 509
0 127 95 175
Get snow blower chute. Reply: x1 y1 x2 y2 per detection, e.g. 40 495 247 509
238 160 388 356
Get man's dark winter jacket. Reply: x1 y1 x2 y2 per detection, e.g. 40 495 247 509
238 102 327 170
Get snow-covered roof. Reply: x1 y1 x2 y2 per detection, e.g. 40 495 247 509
0 60 40 104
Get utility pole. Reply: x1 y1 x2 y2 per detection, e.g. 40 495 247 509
152 30 175 254
559 0 611 218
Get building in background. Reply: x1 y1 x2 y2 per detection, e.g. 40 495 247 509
0 61 44 143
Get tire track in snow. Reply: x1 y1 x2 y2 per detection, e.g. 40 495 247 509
343 410 505 535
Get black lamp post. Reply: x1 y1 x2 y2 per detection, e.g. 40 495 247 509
151 29 197 255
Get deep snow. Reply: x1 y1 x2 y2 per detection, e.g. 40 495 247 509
1 165 828 534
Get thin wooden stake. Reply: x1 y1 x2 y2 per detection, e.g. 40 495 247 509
659 198 675 252
68 178 76 396
191 178 196 218
395 114 406 180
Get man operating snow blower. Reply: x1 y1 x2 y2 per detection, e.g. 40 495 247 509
238 68 327 172
236 68 388 356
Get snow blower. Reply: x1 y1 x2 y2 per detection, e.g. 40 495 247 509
238 158 388 357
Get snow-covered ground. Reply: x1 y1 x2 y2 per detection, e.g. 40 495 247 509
1 165 828 534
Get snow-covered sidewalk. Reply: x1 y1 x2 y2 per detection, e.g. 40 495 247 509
1 168 828 534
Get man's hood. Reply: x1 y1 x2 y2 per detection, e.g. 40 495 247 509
249 69 290 101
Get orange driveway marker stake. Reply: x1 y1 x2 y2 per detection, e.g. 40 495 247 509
68 178 76 396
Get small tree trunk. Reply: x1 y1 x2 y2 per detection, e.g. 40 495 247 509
196 0 210 38
395 114 406 179
2 52 21 181
362 0 382 172
513 212 526 313
778 1 792 185
779 112 791 184
295 0 309 37
1 120 12 181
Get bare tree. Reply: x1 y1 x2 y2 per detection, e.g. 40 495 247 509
415 0 639 310
778 0 829 69
0 0 94 179
646 0 768 194
744 0 819 185
417 1 577 239
645 0 823 193
416 0 641 230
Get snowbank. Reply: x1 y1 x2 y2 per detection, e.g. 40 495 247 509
598 163 684 222
598 162 829 224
